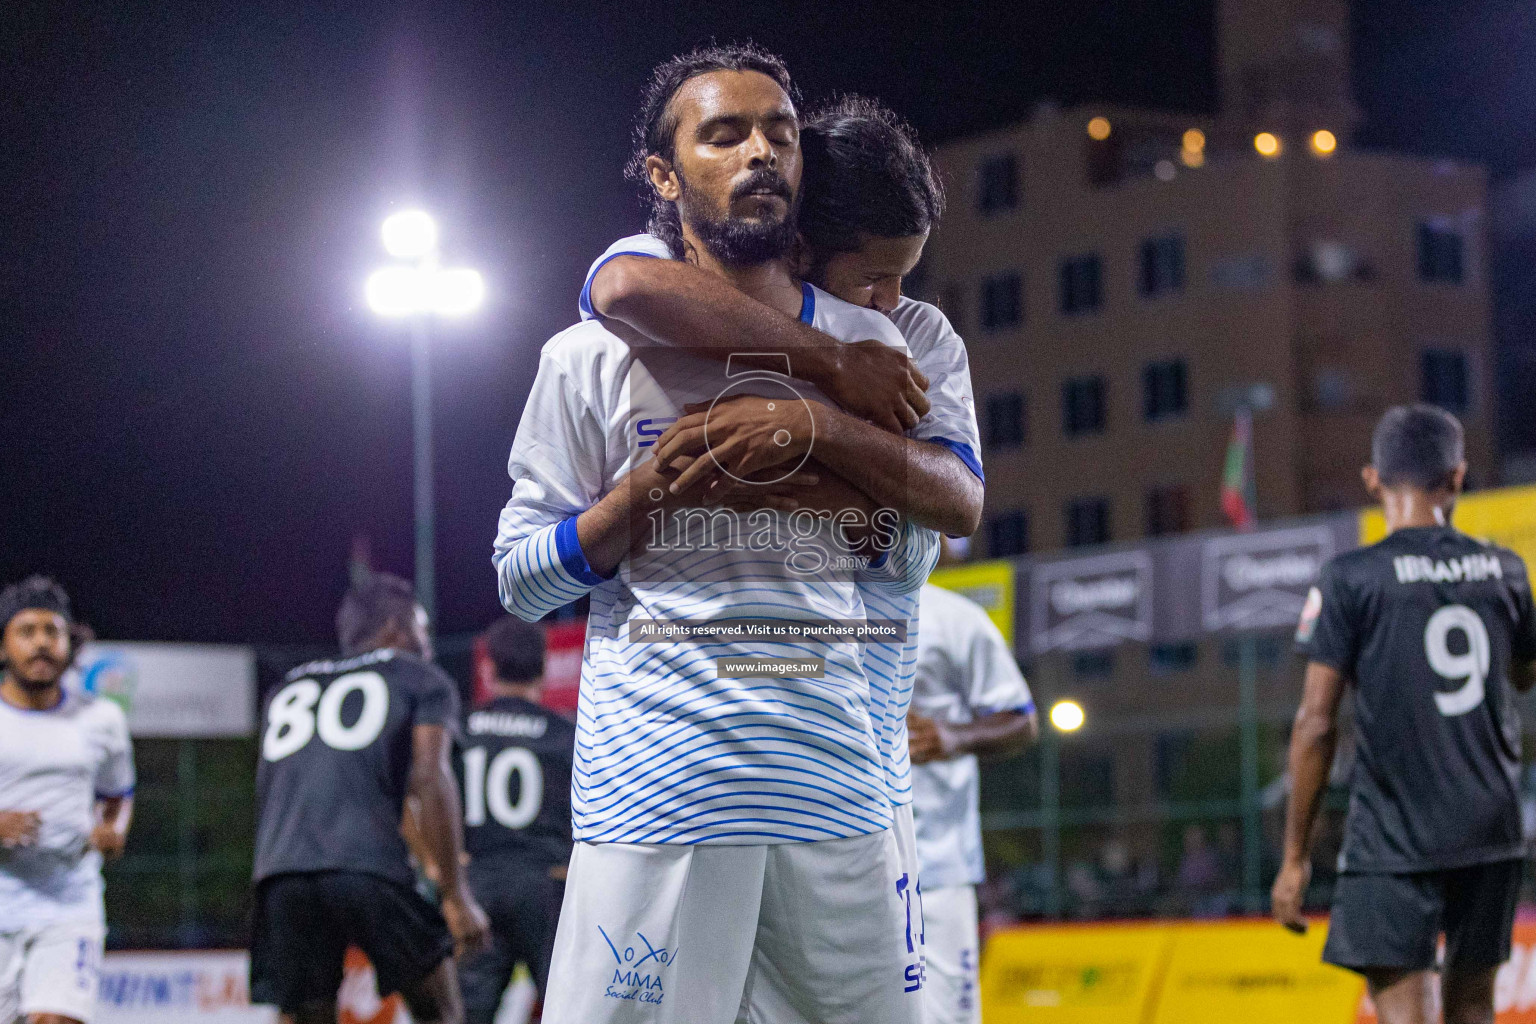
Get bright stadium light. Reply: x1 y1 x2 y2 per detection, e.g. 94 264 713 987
381 210 439 259
366 266 485 317
1254 132 1282 159
366 209 484 621
1087 116 1112 141
1050 700 1086 733
429 267 486 316
1310 129 1338 158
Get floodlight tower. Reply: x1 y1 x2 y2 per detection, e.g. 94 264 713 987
366 210 484 622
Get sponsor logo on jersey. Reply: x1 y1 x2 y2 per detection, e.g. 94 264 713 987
1393 553 1503 585
598 927 673 1005
635 417 677 448
466 710 549 738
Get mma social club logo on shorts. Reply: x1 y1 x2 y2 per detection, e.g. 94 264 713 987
598 927 675 1005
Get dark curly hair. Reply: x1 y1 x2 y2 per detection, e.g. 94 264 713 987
335 572 419 656
626 43 798 258
799 95 945 279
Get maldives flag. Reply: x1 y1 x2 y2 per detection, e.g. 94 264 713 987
1221 407 1257 531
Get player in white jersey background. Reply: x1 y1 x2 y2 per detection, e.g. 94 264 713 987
908 565 1037 1024
578 94 987 1005
0 577 134 1024
496 45 941 1024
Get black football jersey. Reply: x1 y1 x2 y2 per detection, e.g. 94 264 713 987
456 695 574 870
1297 526 1536 872
253 648 460 885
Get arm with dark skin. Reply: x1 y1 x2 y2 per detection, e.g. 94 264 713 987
1272 661 1348 934
591 258 984 537
408 724 490 956
590 256 931 433
655 397 984 538
90 795 132 859
907 709 1039 764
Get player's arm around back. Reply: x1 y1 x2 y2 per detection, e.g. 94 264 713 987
408 723 489 956
589 253 929 433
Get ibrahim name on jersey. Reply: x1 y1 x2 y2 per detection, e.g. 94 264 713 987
458 695 574 869
911 584 1033 889
577 235 983 809
0 691 134 930
1297 526 1536 873
496 278 935 846
253 648 460 887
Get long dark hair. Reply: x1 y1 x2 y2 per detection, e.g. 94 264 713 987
626 44 798 258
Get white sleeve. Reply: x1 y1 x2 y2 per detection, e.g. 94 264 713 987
961 605 1033 716
493 346 613 621
861 518 940 596
578 233 674 320
93 701 135 799
898 302 983 484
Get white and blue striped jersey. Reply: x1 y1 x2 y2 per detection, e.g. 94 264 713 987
577 237 984 808
865 297 985 808
496 282 932 845
912 583 1033 889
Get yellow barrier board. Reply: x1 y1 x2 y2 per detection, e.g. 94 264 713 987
930 559 1016 648
980 923 1174 1023
1360 483 1536 569
1152 921 1362 1024
982 920 1365 1024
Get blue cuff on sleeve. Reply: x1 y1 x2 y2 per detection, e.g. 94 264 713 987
579 250 664 319
924 437 985 484
95 786 135 800
555 515 609 585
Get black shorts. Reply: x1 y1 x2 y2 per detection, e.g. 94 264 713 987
250 870 454 1013
1323 860 1524 975
457 857 565 1024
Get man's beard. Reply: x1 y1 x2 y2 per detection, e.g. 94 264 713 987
680 167 799 268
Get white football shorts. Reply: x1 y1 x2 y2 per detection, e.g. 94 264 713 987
0 920 104 1024
541 829 924 1024
919 884 980 1024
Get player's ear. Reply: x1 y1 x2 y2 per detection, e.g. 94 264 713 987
647 154 681 202
1449 462 1468 494
1361 465 1382 501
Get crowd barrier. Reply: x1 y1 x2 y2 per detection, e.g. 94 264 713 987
982 917 1536 1022
85 919 1536 1023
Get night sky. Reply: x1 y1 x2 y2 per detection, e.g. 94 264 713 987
5 1 1533 646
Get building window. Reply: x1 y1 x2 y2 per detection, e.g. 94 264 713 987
1143 358 1188 421
1059 254 1103 314
985 392 1026 449
987 510 1029 557
1145 484 1190 537
977 153 1019 215
1073 650 1116 680
1062 375 1106 436
1148 642 1199 675
1139 234 1186 297
1065 497 1110 547
1417 222 1465 284
980 273 1023 331
1421 349 1470 412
